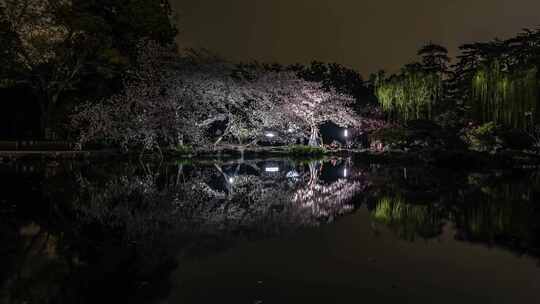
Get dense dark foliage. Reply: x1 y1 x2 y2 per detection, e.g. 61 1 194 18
293 61 375 107
0 0 177 138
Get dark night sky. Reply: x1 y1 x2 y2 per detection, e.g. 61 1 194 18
172 0 539 75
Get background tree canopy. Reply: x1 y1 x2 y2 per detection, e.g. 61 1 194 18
453 30 540 129
374 56 445 122
375 35 540 131
0 0 177 138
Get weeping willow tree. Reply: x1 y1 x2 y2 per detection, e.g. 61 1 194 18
471 60 539 129
375 66 443 122
456 29 540 129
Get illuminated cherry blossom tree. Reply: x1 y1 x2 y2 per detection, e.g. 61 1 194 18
255 71 385 146
170 62 297 147
277 73 359 146
71 41 382 151
72 49 298 150
71 40 182 152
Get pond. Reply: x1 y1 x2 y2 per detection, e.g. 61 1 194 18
1 157 539 303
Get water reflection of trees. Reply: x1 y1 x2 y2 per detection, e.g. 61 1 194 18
74 159 369 239
371 195 445 241
367 167 540 258
453 173 540 255
1 158 369 304
3 161 540 303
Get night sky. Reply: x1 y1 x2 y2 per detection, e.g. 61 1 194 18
172 0 539 75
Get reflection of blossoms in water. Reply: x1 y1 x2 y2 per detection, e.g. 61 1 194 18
75 172 186 242
64 159 374 271
72 160 368 242
6 160 540 304
179 169 368 234
291 161 369 223
292 179 365 222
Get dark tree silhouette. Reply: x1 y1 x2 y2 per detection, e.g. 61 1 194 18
294 61 375 109
417 42 451 76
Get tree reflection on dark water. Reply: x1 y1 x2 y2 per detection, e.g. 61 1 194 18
0 158 539 303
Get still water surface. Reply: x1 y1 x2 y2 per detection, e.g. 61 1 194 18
1 157 539 303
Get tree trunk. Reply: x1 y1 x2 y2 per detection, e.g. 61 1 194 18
177 133 184 146
308 125 320 147
175 164 183 186
214 116 232 147
308 161 321 186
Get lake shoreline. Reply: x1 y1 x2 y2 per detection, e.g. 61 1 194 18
1 147 539 169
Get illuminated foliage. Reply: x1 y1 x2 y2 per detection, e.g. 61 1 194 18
72 48 373 151
454 29 540 129
375 65 443 121
462 122 502 152
373 43 449 122
471 61 538 128
71 40 182 151
265 71 362 146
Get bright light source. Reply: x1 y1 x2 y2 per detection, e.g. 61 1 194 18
265 167 280 172
344 130 349 138
286 171 300 178
228 177 234 184
288 128 294 133
343 168 348 178
265 133 276 138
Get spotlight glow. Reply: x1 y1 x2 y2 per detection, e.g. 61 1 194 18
286 171 300 178
265 167 280 172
